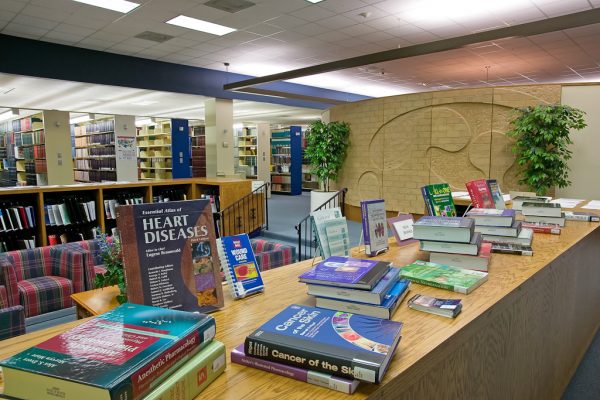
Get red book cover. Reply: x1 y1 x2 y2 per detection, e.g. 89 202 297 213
466 179 495 208
17 207 29 229
48 235 58 245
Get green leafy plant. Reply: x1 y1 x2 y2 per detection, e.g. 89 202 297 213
506 104 586 196
304 120 351 192
93 233 127 304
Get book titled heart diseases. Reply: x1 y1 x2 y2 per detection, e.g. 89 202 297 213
0 303 216 400
245 304 403 383
117 199 224 313
217 233 264 299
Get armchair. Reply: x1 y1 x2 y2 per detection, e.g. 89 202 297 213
251 239 296 272
0 305 25 340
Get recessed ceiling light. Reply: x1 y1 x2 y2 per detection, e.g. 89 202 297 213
72 0 140 13
70 115 91 124
132 101 158 106
166 15 236 36
0 109 19 122
305 0 325 3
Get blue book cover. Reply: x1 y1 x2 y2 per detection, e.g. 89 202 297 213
217 234 264 299
245 304 403 383
298 256 391 290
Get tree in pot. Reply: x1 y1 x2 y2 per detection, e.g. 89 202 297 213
507 104 586 196
304 120 350 210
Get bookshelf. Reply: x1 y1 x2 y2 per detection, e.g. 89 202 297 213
137 120 173 180
270 126 302 195
190 125 206 178
0 124 17 187
0 193 39 251
73 117 117 183
234 126 258 179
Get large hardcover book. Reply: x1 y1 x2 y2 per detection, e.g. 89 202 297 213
245 304 403 383
486 179 505 209
231 344 360 394
117 199 224 313
306 267 399 305
521 222 561 235
474 221 522 237
420 232 482 256
298 256 391 290
521 202 562 217
0 303 216 400
464 208 515 227
311 207 343 259
421 183 456 217
360 199 388 256
217 233 264 299
429 242 492 271
413 216 474 243
466 179 495 208
400 260 488 294
523 214 566 227
315 280 411 319
143 341 226 400
482 228 533 246
511 195 551 211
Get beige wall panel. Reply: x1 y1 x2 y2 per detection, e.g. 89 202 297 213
330 85 562 213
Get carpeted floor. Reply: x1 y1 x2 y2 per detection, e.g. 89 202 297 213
260 191 600 400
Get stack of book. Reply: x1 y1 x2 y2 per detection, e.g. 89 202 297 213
235 303 404 393
300 256 410 320
465 208 534 256
413 216 489 269
522 201 565 227
0 303 226 400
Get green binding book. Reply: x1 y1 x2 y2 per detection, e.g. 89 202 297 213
421 183 457 217
400 260 488 294
0 303 216 400
143 341 226 400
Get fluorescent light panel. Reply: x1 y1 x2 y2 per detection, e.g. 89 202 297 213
0 109 18 122
166 15 236 36
132 101 158 106
70 115 91 124
73 0 140 13
305 0 325 3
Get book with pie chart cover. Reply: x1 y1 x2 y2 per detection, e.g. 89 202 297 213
217 234 264 299
244 304 403 383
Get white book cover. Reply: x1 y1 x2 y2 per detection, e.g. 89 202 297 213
46 205 55 226
87 200 96 221
11 208 22 230
52 204 63 226
25 206 34 228
58 203 71 225
324 217 350 257
109 199 118 220
361 199 388 256
311 207 343 259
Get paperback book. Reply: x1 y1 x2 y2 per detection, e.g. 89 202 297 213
0 303 216 400
491 243 533 256
407 294 462 318
298 256 391 290
315 279 411 319
421 183 457 217
466 179 495 208
217 233 264 299
360 199 389 256
323 217 350 257
117 199 224 313
564 211 600 222
400 260 488 294
231 344 360 394
306 267 399 305
245 304 403 383
311 207 344 259
144 341 226 400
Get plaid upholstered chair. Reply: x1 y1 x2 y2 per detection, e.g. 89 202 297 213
250 239 296 272
0 305 25 340
60 239 108 290
3 246 87 318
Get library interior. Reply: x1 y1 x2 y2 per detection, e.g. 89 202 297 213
0 1 599 399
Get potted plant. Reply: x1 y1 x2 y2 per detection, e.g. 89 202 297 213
304 120 351 211
93 234 127 304
507 104 586 196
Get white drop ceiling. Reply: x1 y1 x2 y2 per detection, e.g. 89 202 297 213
1 0 600 97
0 73 323 123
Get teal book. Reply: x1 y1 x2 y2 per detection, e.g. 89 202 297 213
142 341 226 400
323 217 350 257
0 303 216 400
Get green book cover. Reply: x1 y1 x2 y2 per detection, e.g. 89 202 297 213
427 183 457 217
400 260 487 294
143 341 226 400
0 303 216 400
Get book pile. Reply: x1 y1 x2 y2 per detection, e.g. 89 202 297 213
312 207 350 258
0 303 226 400
414 216 490 270
465 208 534 256
235 304 404 393
522 201 565 228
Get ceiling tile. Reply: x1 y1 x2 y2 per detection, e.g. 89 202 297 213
365 15 404 30
53 23 97 37
316 15 357 30
319 0 367 14
291 22 331 36
292 5 336 22
3 22 49 38
12 14 60 30
267 30 308 43
258 0 308 13
340 23 378 37
0 0 27 13
78 37 116 51
43 30 87 44
20 4 71 22
214 5 282 29
244 23 284 36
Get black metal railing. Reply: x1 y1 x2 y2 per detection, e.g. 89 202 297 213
294 188 347 261
218 183 269 237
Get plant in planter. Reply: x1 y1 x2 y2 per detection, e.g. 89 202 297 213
506 104 586 196
304 120 351 193
93 234 127 304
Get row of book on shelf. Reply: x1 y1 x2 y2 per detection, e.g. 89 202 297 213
45 198 96 227
2 182 600 399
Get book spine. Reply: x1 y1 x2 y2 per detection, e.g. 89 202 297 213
360 202 371 254
565 213 596 222
466 181 482 208
115 318 217 400
244 335 380 383
217 238 243 299
231 347 358 394
420 186 433 216
401 275 462 293
522 225 561 235
491 247 533 256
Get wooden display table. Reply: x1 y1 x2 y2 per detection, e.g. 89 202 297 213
71 286 121 319
1 211 599 399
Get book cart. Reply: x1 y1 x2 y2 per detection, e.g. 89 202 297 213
1 202 599 399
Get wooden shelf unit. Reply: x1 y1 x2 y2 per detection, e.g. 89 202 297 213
190 125 206 178
234 126 258 179
270 126 302 195
0 177 254 249
72 117 117 183
137 120 173 180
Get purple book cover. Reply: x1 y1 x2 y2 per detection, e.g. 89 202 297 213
231 345 359 394
360 199 388 256
298 256 390 289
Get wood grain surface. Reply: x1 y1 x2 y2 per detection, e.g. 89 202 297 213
1 207 599 399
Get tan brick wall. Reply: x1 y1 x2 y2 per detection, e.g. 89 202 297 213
330 84 562 213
